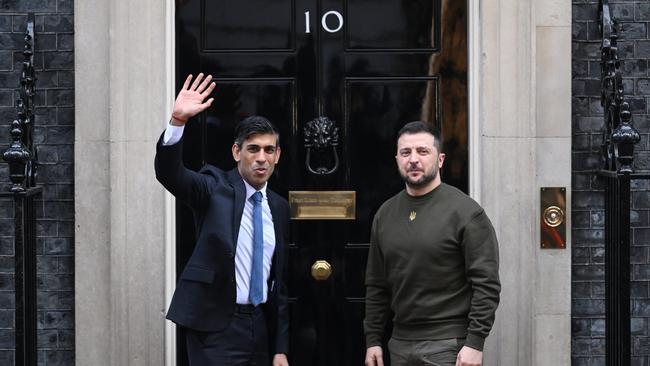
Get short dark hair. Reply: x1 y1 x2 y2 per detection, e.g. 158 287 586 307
234 116 280 147
396 121 442 151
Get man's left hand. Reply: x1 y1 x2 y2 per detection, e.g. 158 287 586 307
456 346 482 366
273 353 289 366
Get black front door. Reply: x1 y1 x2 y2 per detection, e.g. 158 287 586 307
174 1 468 364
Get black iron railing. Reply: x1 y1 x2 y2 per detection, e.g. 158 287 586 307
1 13 40 366
597 1 642 365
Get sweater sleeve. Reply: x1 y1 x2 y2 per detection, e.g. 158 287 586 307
364 215 391 348
460 210 501 351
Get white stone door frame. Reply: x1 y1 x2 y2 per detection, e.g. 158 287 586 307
468 0 482 203
164 0 177 364
75 0 571 364
75 0 171 364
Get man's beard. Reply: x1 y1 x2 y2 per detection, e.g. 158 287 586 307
401 167 438 188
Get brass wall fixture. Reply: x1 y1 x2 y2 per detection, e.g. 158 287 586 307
540 187 566 249
289 191 356 220
311 260 332 281
543 206 565 228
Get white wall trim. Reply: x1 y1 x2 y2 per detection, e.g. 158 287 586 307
165 193 177 366
77 0 169 363
74 0 111 363
468 0 481 203
164 0 177 365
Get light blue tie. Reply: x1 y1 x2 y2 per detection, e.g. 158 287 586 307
249 191 264 306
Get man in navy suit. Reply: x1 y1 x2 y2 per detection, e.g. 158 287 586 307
155 73 290 366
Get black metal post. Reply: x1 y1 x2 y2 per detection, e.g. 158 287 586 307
604 176 631 365
598 0 641 365
8 190 40 366
1 13 39 366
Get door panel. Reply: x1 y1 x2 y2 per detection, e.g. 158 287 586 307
175 1 467 365
345 54 437 76
346 0 440 50
203 0 295 51
197 55 297 77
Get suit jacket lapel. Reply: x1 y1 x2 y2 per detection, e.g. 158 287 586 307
267 192 283 280
268 195 282 247
228 169 246 251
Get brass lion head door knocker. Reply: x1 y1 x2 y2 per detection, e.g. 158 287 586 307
304 116 339 175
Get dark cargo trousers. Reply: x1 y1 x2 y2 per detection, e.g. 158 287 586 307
388 337 466 366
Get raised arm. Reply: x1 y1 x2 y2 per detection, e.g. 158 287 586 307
155 74 217 207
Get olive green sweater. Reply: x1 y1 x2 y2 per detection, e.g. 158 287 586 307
364 183 500 351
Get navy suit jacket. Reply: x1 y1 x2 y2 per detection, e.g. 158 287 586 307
154 134 289 355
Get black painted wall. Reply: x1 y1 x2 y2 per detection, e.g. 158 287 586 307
573 1 650 365
0 1 74 365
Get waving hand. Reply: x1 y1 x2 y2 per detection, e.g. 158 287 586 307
171 73 216 126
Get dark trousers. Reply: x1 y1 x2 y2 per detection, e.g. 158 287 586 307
185 305 269 366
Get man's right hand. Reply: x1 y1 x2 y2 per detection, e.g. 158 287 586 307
365 346 384 366
171 73 216 126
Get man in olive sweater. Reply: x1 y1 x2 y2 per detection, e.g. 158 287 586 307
364 121 500 366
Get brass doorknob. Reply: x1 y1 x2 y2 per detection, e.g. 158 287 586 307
311 260 332 281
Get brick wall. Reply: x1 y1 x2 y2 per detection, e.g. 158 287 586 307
573 1 650 365
0 1 74 365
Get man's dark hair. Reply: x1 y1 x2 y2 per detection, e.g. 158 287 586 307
396 121 442 151
234 116 280 147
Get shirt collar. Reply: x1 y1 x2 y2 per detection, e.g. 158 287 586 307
243 179 267 201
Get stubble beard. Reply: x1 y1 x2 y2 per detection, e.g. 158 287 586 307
401 166 438 188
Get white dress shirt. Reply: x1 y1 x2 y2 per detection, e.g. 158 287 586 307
163 122 276 304
163 123 185 145
236 180 276 304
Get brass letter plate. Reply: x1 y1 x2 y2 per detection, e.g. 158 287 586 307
541 187 566 249
289 191 355 220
